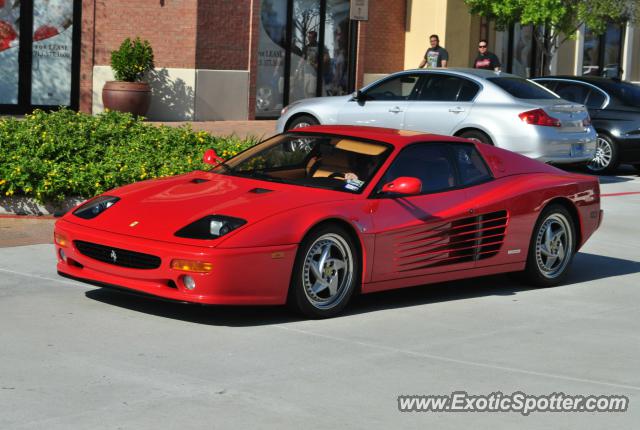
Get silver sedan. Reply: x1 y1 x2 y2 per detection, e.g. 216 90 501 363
276 68 597 164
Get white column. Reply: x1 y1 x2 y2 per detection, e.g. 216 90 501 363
573 24 585 76
621 22 634 81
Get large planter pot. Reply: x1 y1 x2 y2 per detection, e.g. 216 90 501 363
102 81 151 116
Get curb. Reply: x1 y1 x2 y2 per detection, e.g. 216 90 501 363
0 196 85 217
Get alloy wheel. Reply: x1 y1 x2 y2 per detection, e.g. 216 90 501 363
302 233 354 310
534 213 573 279
587 136 613 172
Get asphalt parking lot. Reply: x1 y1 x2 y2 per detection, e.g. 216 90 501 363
1 167 639 429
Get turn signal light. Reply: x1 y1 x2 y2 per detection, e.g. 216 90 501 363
54 232 69 247
519 109 561 127
170 259 213 273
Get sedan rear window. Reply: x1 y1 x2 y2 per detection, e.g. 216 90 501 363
488 77 558 100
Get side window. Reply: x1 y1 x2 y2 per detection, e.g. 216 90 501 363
585 89 606 109
458 79 481 102
419 75 466 102
450 144 492 186
554 82 590 104
365 74 422 101
379 144 457 194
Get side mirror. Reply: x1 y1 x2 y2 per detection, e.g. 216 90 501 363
203 148 224 166
381 177 422 195
352 90 365 102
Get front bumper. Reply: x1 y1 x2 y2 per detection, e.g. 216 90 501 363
55 219 297 305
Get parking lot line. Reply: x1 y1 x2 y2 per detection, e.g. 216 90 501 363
601 191 640 197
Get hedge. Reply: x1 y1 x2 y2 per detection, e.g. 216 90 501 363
0 109 257 203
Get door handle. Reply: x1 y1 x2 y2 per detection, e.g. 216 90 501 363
449 107 465 113
389 107 403 113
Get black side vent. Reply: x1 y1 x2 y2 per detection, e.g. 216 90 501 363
190 178 209 184
249 188 274 194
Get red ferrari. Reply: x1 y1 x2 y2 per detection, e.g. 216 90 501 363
55 126 602 318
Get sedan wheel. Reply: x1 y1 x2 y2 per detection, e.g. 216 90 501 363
520 205 576 287
587 134 618 173
286 115 319 152
289 225 359 318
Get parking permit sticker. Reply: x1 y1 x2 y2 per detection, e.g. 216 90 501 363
345 178 364 191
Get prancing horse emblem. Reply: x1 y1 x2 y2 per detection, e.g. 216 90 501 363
110 250 118 263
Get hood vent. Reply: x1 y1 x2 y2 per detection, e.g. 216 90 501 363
190 178 209 184
249 188 274 194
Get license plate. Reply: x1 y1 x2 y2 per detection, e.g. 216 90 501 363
571 143 584 157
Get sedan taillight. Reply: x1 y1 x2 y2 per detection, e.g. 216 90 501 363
519 108 561 127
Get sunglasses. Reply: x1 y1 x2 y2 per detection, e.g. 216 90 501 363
478 45 488 48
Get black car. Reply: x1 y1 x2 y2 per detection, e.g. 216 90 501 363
534 76 640 173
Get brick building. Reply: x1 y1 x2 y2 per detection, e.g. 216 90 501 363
0 0 638 120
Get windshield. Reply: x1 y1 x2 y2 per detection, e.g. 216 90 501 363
488 77 559 100
211 134 392 193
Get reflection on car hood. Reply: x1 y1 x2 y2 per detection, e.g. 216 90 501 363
63 171 353 246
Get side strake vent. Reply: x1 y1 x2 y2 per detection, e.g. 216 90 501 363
394 210 508 272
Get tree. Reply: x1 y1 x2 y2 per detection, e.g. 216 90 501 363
464 0 640 75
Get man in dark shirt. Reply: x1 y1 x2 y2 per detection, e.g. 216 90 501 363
473 39 501 71
418 34 449 68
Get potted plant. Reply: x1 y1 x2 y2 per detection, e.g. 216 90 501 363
102 37 155 116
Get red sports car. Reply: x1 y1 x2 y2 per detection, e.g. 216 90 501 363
55 126 602 318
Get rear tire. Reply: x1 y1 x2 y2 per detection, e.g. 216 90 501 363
519 204 576 288
288 224 360 318
458 130 493 145
587 134 619 174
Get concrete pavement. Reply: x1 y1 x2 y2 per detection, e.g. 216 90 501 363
0 167 639 429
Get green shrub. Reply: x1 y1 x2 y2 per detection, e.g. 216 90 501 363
0 108 257 203
110 37 155 82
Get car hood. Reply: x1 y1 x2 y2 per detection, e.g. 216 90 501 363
63 171 354 246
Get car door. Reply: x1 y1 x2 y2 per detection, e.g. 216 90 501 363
403 73 479 134
337 73 423 129
369 143 478 282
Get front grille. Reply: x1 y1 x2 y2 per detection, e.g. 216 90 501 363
74 240 161 270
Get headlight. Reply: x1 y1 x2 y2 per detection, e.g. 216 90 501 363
175 215 247 239
73 196 120 219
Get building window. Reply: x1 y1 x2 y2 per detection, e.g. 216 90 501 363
0 0 80 114
256 0 355 118
582 23 625 78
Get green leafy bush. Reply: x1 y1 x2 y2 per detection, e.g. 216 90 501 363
110 37 155 82
0 109 257 203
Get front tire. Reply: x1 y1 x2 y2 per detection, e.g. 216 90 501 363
288 225 360 318
587 134 619 174
520 204 576 288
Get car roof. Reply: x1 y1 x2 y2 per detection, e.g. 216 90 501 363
289 125 470 148
401 67 521 81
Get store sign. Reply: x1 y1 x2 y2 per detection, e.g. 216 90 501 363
350 0 368 21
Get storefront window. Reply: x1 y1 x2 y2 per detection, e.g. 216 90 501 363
256 0 355 117
511 24 534 77
322 0 349 96
31 0 74 105
0 0 20 105
289 0 321 102
256 0 287 118
582 23 624 78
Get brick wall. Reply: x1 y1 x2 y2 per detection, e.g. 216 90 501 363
92 0 198 67
360 0 406 74
79 0 95 112
196 0 252 70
